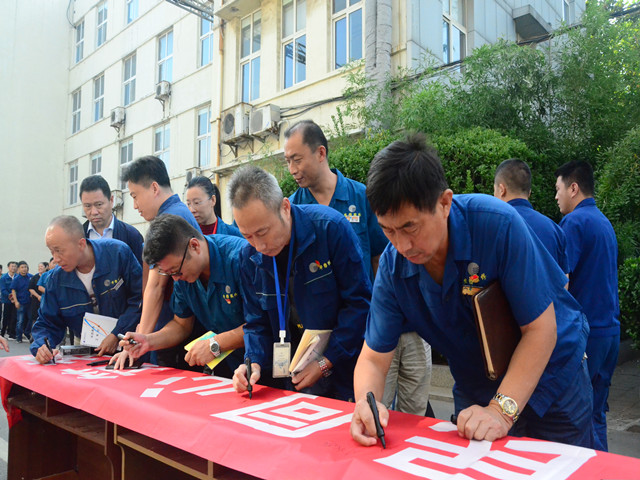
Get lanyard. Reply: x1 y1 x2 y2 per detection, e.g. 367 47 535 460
272 234 294 344
212 218 218 235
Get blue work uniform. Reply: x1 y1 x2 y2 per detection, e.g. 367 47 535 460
240 204 372 401
0 274 15 304
37 268 56 289
366 194 593 447
560 197 620 451
10 274 32 305
290 169 388 281
215 218 243 237
507 198 569 273
30 239 142 356
171 235 248 372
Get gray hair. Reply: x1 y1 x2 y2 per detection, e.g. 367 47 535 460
48 215 85 240
228 166 283 214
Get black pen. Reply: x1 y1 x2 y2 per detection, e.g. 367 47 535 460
366 391 386 449
117 333 138 345
245 357 253 399
44 337 55 365
87 359 110 367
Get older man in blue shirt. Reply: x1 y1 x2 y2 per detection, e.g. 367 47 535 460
230 166 371 401
113 214 247 377
351 135 593 449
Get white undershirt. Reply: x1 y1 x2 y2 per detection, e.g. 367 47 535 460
75 266 96 296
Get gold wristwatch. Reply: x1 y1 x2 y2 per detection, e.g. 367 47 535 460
492 393 520 423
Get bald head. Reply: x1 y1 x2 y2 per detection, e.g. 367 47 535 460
45 216 89 272
48 215 85 240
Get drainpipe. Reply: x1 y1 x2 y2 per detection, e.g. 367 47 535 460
215 20 225 186
364 0 392 131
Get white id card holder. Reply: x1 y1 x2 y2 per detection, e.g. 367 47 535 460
273 342 291 378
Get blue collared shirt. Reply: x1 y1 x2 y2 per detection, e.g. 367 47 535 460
0 273 16 303
507 198 569 273
215 217 243 237
366 194 588 416
158 194 200 230
240 204 371 395
560 197 620 337
10 273 33 305
290 169 388 280
30 239 142 355
37 269 55 288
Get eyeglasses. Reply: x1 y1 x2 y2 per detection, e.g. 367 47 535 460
157 237 194 278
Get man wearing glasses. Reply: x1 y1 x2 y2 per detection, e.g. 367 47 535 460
31 216 142 363
112 215 247 377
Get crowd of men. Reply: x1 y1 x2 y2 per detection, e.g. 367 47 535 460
1 121 620 452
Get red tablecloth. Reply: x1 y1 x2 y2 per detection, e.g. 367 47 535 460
0 355 638 480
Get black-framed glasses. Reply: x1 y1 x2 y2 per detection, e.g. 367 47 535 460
157 237 194 278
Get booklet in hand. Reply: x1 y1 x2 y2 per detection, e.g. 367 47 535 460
289 329 332 374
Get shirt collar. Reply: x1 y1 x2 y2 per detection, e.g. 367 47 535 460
87 215 115 235
574 197 596 210
331 169 350 203
507 198 533 210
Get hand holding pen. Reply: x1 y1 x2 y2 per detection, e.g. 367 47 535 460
366 392 386 448
245 357 253 399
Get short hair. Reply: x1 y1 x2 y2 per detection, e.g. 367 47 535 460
48 215 85 240
7 262 16 267
284 120 329 157
367 133 449 215
494 159 531 195
555 161 594 196
187 176 222 218
17 261 28 268
143 214 204 266
228 166 284 214
79 175 111 199
40 262 49 269
121 156 171 189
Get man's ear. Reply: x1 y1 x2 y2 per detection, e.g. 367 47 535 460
570 182 580 198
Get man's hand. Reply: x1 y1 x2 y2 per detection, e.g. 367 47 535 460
110 350 137 370
118 332 150 359
350 397 389 447
233 362 261 393
95 333 119 356
456 403 512 441
35 344 59 364
184 338 215 367
291 359 326 391
13 302 20 310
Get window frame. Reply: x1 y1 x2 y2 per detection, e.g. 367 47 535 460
158 30 174 83
123 53 137 106
120 139 134 190
75 20 84 63
91 152 102 175
442 0 466 64
196 107 212 168
282 0 307 89
71 89 82 134
96 1 108 48
563 0 571 22
332 0 363 70
126 0 138 24
240 9 261 102
93 74 105 123
154 123 171 171
200 17 214 67
68 161 79 206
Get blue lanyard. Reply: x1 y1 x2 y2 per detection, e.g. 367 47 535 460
272 234 294 343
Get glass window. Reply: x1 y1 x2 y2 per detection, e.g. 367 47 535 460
158 31 173 83
91 152 102 175
241 11 261 102
123 53 136 106
120 139 134 189
563 0 571 22
200 18 213 66
96 1 107 47
197 107 211 168
75 20 84 63
71 89 81 134
333 0 362 69
442 0 466 64
154 123 170 171
126 0 138 24
69 161 79 206
93 74 104 123
282 0 306 89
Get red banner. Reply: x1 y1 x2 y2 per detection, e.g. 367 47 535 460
0 355 638 480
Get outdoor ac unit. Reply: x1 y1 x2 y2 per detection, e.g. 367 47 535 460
221 103 251 144
250 104 281 137
185 167 201 184
155 81 171 100
110 107 125 128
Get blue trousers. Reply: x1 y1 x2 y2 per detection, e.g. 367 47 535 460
586 334 619 451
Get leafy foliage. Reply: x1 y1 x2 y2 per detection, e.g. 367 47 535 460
619 257 640 347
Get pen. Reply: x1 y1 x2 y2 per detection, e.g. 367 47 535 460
366 391 386 449
87 359 110 367
117 333 138 345
245 357 253 400
44 337 56 365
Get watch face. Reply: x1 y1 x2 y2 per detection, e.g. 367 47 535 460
209 339 220 354
502 398 517 416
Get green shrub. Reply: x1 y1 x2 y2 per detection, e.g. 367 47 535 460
619 257 640 348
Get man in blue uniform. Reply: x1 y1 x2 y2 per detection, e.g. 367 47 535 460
11 261 32 343
113 215 247 377
555 160 619 451
229 166 371 401
351 135 593 448
122 155 200 367
0 261 17 339
494 158 569 273
80 175 144 265
31 216 142 362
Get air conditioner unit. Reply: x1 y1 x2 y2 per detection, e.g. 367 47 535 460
110 107 125 128
250 104 281 137
155 81 171 100
185 167 201 184
221 103 251 144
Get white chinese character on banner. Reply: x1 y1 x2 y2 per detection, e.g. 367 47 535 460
140 376 234 398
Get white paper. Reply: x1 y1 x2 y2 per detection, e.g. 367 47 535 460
81 312 118 347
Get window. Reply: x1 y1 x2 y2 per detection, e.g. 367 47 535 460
158 31 173 82
154 123 170 170
563 0 571 22
333 0 362 69
241 11 261 102
123 54 136 106
282 0 306 89
442 0 466 64
96 1 108 47
126 0 138 24
71 89 81 134
93 74 104 123
69 161 79 206
91 152 102 175
120 139 134 189
197 108 211 168
75 20 84 63
200 18 214 66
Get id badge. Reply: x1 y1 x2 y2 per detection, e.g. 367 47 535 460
273 342 291 378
